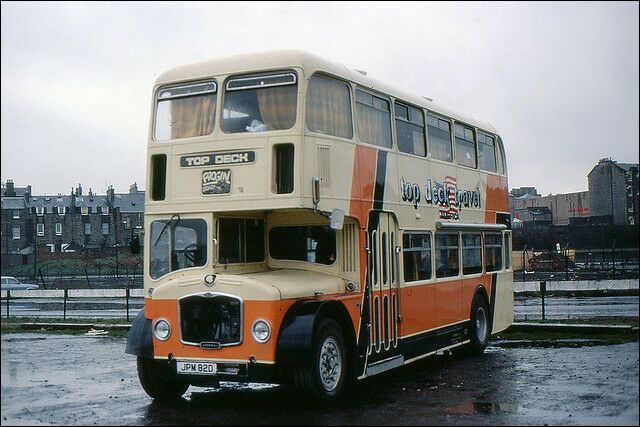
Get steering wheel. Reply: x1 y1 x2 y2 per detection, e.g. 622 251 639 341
183 243 199 264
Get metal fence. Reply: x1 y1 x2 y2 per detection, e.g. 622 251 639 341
1 288 143 321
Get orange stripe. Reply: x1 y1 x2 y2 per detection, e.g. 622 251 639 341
349 145 377 287
484 175 509 223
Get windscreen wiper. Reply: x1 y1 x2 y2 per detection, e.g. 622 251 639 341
153 214 181 246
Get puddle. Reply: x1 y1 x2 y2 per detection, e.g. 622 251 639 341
447 400 517 415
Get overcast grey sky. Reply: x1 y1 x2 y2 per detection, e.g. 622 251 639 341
1 1 638 196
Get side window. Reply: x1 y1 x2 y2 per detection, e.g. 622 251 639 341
395 102 426 156
485 233 503 272
455 124 477 168
306 75 353 139
356 89 392 148
435 233 459 278
427 114 453 162
477 132 497 172
462 233 483 275
496 137 506 175
504 232 512 269
402 232 432 282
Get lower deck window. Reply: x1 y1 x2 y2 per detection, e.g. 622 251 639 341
485 233 503 272
218 218 264 263
435 233 459 278
402 232 432 282
462 233 482 275
269 225 336 265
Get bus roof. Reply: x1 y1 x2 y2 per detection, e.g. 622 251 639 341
156 49 499 135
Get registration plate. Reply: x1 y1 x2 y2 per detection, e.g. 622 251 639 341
176 361 217 375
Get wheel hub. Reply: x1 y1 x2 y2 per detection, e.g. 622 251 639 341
319 336 342 391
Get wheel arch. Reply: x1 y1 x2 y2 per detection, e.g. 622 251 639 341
275 299 357 378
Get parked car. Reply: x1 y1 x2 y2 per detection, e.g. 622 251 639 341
527 253 574 271
1 276 39 290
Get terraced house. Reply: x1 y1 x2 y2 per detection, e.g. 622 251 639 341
1 180 144 267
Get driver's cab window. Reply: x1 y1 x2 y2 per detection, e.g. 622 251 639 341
149 218 207 279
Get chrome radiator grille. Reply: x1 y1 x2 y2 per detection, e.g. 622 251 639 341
179 293 242 347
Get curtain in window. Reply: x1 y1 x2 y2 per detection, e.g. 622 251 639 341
357 104 391 147
256 85 297 130
306 76 352 138
169 95 216 139
428 127 452 162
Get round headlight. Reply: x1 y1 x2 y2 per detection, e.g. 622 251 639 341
153 319 171 341
252 320 271 343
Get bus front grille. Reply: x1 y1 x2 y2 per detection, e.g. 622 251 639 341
179 294 242 347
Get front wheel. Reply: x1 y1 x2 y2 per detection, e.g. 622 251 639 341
137 357 189 401
293 318 348 400
469 295 490 354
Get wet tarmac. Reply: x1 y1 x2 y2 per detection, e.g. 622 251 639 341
1 334 638 425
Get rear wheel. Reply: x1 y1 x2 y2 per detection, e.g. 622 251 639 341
137 357 189 400
469 295 490 354
293 318 348 400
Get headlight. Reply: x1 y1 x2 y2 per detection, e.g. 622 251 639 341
153 319 171 341
252 320 271 343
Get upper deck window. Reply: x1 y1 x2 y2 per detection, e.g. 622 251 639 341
154 81 217 141
454 124 477 168
427 114 453 162
395 102 426 157
477 132 497 173
306 75 353 139
356 89 392 148
222 72 297 134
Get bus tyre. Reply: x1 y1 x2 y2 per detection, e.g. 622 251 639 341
137 357 189 401
294 318 347 400
469 295 490 354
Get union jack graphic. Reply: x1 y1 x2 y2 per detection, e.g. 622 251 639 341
439 176 459 219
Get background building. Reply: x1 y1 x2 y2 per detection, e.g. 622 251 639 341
509 158 639 256
1 181 144 267
511 158 638 227
588 158 639 226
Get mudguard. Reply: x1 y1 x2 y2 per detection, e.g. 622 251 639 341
275 300 356 368
125 310 153 358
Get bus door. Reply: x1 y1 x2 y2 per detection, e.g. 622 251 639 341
368 212 400 361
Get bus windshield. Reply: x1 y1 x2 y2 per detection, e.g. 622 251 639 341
149 218 208 279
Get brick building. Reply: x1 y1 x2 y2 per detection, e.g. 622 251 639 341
1 181 144 265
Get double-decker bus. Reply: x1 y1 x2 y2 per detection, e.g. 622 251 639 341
126 50 513 400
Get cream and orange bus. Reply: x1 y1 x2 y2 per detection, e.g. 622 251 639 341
126 50 513 400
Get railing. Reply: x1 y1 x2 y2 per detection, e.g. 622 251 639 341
1 288 144 321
